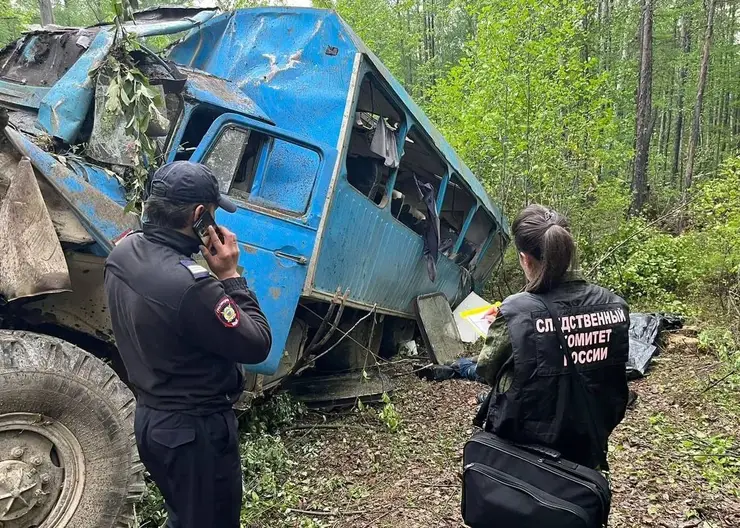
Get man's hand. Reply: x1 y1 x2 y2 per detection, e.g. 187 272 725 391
201 225 241 280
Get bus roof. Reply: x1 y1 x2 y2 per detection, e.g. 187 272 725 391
167 7 509 235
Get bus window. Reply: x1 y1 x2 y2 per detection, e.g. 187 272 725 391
200 123 319 215
175 105 224 161
439 174 476 260
346 74 403 206
473 230 505 282
457 208 495 269
392 129 446 236
201 125 267 198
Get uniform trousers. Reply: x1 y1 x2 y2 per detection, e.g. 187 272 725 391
135 404 242 528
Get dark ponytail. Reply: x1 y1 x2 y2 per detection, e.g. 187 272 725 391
512 204 576 293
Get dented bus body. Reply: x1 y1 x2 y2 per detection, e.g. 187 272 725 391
1 7 509 378
0 8 508 526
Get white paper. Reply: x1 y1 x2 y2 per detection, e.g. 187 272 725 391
453 291 491 343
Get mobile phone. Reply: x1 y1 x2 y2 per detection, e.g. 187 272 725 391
193 211 223 248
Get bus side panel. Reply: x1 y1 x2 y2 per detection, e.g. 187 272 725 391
310 178 463 316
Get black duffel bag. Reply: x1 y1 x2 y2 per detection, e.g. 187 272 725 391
462 296 612 528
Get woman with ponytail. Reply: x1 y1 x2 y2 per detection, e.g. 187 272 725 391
475 204 630 470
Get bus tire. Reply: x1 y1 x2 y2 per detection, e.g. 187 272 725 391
0 330 145 528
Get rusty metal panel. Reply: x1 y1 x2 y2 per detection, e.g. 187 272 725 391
22 252 114 341
414 292 464 365
0 158 71 302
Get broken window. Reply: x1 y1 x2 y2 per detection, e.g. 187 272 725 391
456 208 495 268
85 47 184 166
472 230 505 283
392 129 446 237
175 105 223 161
252 139 320 214
439 175 478 265
200 124 319 215
202 126 250 193
346 74 403 206
229 129 265 200
87 77 170 167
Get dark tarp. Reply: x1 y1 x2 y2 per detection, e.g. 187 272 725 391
627 313 683 379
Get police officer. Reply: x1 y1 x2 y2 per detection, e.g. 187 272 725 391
475 204 629 470
104 161 272 528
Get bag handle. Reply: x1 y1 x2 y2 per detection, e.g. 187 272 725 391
536 295 609 469
514 442 561 461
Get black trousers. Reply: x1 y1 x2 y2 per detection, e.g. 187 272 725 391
135 404 242 528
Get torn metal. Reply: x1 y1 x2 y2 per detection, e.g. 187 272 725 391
0 157 70 302
4 126 140 253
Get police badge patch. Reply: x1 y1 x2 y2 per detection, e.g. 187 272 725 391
215 296 240 328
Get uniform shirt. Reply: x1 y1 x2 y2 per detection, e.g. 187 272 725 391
477 271 629 469
104 223 272 414
476 271 586 393
475 317 513 392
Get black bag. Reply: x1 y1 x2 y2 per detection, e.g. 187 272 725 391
462 296 612 528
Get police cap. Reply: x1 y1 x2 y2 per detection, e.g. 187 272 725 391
148 161 237 213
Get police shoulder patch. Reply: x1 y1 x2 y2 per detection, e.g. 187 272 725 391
180 259 210 280
113 229 140 246
215 296 240 328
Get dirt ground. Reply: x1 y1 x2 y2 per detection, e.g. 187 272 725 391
272 332 740 527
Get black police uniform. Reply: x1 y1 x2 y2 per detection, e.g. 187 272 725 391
485 278 630 469
104 162 272 528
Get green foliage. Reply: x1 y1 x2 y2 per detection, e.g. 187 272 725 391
680 432 740 490
588 220 691 311
239 433 301 523
575 156 740 319
428 0 630 216
698 327 737 358
239 392 306 434
94 4 171 213
99 52 164 212
136 480 167 527
698 327 739 389
378 392 402 433
316 0 473 100
649 412 740 492
238 395 308 525
690 156 740 237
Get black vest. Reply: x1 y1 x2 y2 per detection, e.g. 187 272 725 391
487 278 630 468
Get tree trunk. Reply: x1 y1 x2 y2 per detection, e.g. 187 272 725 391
684 0 717 190
630 0 653 215
672 14 690 183
663 108 672 172
39 0 54 26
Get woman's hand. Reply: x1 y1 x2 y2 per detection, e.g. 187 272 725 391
483 305 499 323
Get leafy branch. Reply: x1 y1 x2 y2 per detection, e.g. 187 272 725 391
99 0 164 213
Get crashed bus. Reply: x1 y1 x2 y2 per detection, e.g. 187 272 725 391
0 7 509 527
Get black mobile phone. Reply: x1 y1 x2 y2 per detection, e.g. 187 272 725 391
193 211 223 248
